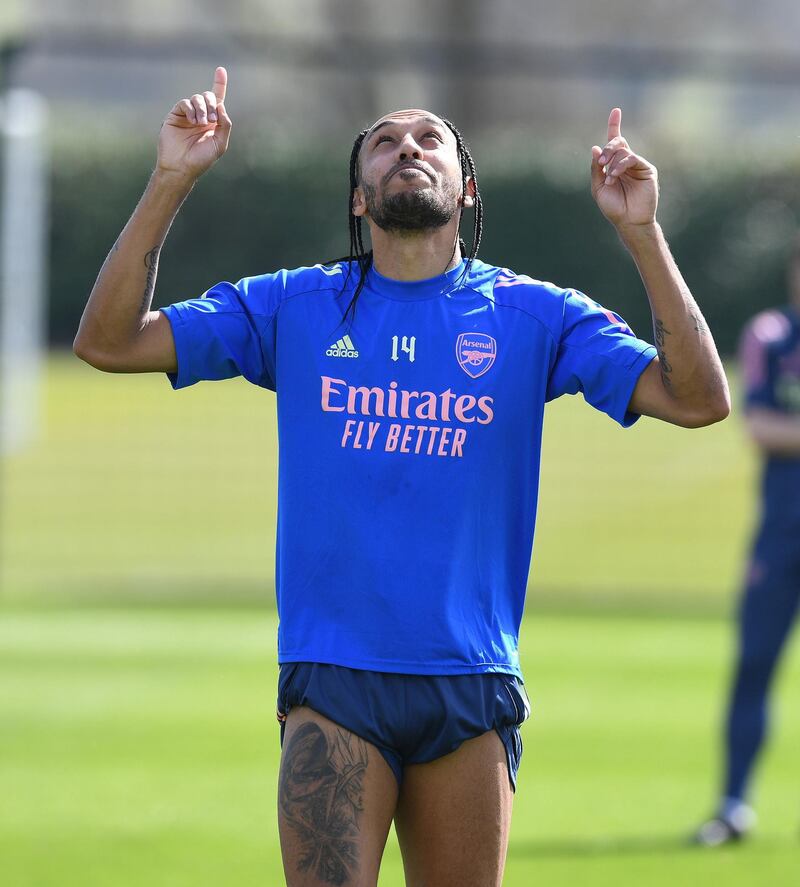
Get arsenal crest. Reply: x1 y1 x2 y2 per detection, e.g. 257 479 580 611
456 332 497 378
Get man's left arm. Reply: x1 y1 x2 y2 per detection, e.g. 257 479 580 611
591 108 730 428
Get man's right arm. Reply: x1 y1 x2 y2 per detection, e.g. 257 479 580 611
73 67 231 374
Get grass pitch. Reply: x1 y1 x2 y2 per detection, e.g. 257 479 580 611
1 355 797 885
2 354 755 610
1 608 798 887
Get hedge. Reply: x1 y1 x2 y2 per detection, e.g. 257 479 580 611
48 138 800 354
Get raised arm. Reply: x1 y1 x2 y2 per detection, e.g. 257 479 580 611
73 67 232 373
590 108 730 428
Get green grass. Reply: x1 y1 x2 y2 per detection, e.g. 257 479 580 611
1 608 799 886
2 354 756 611
2 354 795 885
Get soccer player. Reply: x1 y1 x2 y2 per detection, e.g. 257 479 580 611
74 68 729 886
694 244 800 847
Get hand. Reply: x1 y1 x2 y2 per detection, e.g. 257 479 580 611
157 67 232 180
590 108 658 229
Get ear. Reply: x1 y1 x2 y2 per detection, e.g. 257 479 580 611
461 176 476 208
352 186 367 218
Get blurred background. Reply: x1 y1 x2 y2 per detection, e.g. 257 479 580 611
1 2 799 885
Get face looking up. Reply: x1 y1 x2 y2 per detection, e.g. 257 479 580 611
353 110 474 234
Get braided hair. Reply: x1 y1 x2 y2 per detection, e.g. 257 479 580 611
337 117 483 327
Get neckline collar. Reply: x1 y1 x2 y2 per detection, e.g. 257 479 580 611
365 259 468 301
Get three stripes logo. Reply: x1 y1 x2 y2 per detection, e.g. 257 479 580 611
326 334 359 358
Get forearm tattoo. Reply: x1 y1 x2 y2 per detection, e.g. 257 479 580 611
279 721 368 885
691 311 709 334
140 245 160 313
654 318 673 389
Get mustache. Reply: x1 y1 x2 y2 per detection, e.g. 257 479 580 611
382 161 436 185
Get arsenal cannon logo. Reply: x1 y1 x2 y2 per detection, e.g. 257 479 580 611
456 332 497 379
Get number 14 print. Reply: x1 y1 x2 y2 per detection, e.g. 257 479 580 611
391 335 416 363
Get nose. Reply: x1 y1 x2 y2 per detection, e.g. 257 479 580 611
397 131 423 161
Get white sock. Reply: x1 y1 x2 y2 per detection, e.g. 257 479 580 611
720 797 757 831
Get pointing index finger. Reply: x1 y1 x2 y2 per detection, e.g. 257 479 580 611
213 66 227 103
607 107 622 142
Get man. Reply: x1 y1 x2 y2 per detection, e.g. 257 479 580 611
74 67 729 886
695 244 800 847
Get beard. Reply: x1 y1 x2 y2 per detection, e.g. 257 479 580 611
363 172 460 234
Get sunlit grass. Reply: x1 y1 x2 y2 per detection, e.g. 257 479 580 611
1 354 754 611
3 354 791 886
1 608 798 886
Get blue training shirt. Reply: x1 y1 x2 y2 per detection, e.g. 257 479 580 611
161 258 656 677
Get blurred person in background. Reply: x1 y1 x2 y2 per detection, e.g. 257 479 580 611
695 241 800 847
74 67 729 885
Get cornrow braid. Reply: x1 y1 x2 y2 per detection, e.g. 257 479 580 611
337 117 483 327
441 117 484 290
338 127 372 327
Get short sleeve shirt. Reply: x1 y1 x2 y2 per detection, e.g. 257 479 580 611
161 259 656 676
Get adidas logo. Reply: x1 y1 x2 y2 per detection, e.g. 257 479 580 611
326 334 359 358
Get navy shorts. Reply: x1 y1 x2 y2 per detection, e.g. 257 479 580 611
276 662 530 790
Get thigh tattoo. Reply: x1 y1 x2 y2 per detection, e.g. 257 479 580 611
279 721 369 885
